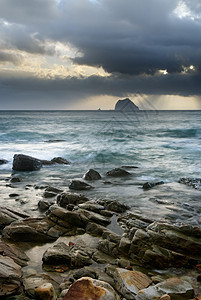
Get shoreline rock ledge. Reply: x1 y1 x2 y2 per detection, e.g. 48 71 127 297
115 98 139 112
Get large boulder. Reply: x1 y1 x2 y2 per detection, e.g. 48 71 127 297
115 98 139 112
13 154 42 171
0 255 22 296
63 277 120 300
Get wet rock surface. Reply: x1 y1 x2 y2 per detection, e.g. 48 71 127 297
0 159 8 165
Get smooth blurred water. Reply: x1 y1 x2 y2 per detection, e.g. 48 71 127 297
0 110 201 224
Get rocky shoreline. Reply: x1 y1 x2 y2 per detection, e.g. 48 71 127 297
0 154 201 299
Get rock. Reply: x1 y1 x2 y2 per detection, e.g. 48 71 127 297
23 274 59 298
80 209 111 226
115 98 139 112
179 177 201 190
97 239 119 257
0 159 8 165
57 192 89 207
190 296 201 300
129 222 201 268
46 186 63 194
0 206 29 229
0 255 22 296
63 277 120 300
69 180 93 190
143 181 164 190
83 169 101 180
43 191 57 198
41 157 70 165
106 168 131 177
73 267 97 280
38 200 52 211
35 283 57 300
113 268 151 299
9 193 20 197
0 241 29 267
118 237 131 253
2 217 57 242
51 157 70 165
13 154 42 171
42 242 92 268
10 176 21 183
136 277 194 300
97 199 129 213
42 242 72 265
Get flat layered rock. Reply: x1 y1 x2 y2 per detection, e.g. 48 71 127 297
0 255 22 296
113 268 152 299
2 217 58 242
0 206 29 229
0 241 29 267
136 278 194 300
129 221 201 268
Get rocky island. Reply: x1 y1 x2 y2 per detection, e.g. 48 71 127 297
115 98 140 112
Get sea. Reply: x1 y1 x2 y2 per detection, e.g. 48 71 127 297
0 110 201 225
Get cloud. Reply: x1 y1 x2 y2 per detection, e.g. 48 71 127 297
0 0 201 107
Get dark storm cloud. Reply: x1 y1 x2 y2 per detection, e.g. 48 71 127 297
0 0 201 100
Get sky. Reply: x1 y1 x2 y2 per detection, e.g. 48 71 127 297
0 0 201 110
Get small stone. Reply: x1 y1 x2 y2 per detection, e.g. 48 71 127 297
0 159 8 165
10 177 21 183
9 193 20 197
35 282 57 300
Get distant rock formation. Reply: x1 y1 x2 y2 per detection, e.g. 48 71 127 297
115 98 139 111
